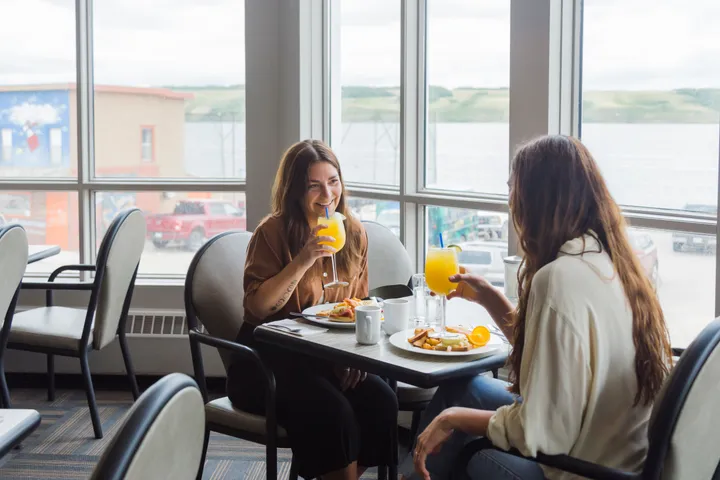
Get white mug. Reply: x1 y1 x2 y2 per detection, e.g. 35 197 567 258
355 305 382 345
382 298 410 336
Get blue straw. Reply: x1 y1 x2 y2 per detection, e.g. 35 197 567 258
439 233 444 248
325 206 330 219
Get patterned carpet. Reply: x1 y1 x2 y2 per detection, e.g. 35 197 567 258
0 388 392 479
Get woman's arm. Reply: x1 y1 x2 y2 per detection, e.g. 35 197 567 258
448 270 515 341
440 407 495 436
245 256 314 320
245 223 336 321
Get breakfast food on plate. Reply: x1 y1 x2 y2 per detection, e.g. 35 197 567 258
316 297 376 323
408 325 491 352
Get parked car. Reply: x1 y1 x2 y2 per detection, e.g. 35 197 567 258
456 229 659 290
475 212 508 240
628 228 660 289
672 204 717 254
145 199 246 250
456 240 508 287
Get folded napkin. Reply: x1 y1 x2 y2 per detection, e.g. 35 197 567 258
264 319 328 337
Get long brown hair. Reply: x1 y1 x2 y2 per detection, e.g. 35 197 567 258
270 139 363 278
508 135 672 406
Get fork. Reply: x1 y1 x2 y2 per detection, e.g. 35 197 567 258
267 324 303 333
488 324 510 345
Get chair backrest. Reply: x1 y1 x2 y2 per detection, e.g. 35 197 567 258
90 373 205 480
0 225 28 327
93 208 146 349
363 220 413 291
644 318 720 480
185 230 252 372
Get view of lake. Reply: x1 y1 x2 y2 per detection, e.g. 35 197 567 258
185 121 720 211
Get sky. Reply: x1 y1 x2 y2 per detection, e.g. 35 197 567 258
1 0 719 90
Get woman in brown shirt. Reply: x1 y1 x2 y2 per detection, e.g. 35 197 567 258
227 140 398 480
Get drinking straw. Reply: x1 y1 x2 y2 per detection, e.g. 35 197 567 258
439 233 444 248
325 206 330 219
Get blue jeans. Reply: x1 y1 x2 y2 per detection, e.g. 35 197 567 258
399 375 545 480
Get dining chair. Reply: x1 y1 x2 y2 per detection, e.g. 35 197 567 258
89 373 205 480
5 208 145 439
452 317 720 480
0 224 28 408
363 220 414 291
185 230 300 480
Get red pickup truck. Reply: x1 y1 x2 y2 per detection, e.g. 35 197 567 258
146 199 246 250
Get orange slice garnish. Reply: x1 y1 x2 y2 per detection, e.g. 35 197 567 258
467 326 491 347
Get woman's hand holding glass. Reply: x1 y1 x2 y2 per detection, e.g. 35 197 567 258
296 224 337 268
446 266 494 306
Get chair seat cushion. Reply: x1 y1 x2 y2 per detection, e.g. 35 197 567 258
9 307 92 351
205 397 287 438
397 382 437 405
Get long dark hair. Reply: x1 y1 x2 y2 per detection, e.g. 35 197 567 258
270 139 363 278
508 135 672 406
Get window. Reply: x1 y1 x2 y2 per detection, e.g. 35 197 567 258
581 0 720 213
628 227 715 348
96 192 246 277
425 206 509 287
1 129 11 162
93 2 246 179
330 0 401 187
581 0 719 345
0 0 75 178
4 191 80 276
425 1 511 194
140 127 154 162
49 128 62 165
347 198 401 237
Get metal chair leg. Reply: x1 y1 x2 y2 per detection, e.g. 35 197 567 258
196 428 210 480
47 354 55 401
118 331 140 400
80 352 102 439
289 455 300 480
0 361 10 409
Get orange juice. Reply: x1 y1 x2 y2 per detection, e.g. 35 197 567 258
425 247 459 295
317 212 346 252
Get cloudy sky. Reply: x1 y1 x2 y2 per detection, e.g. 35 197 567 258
1 0 719 90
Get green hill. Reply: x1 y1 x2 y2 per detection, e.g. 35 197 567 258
171 85 720 124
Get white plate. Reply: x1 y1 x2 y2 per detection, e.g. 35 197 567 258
388 328 503 357
301 303 356 330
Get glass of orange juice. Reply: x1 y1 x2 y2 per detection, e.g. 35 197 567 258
317 212 349 288
425 247 460 337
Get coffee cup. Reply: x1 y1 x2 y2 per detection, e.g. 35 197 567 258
355 305 382 345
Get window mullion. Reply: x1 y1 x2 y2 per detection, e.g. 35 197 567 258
76 0 94 276
400 0 423 269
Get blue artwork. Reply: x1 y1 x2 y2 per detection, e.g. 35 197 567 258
0 90 71 168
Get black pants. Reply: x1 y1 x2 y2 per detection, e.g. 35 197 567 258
227 341 398 479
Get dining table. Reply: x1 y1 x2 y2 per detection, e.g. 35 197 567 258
254 297 509 479
27 245 61 264
0 409 41 458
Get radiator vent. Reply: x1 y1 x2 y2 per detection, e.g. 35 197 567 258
124 311 202 336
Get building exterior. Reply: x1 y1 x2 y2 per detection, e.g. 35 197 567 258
0 84 192 250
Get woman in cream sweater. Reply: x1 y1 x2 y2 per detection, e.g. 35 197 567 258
403 135 673 480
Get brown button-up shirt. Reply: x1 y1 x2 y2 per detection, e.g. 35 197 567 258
243 214 369 328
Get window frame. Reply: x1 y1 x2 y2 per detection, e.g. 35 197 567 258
323 0 719 318
0 0 247 282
